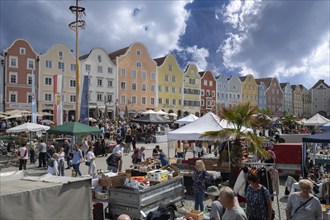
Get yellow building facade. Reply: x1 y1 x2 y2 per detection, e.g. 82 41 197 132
182 64 201 117
154 54 183 116
38 44 77 122
240 74 258 107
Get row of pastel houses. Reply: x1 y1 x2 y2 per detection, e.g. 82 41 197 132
1 39 329 122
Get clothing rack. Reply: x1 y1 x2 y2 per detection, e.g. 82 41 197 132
242 162 281 220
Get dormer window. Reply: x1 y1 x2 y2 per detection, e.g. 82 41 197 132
136 50 141 56
59 51 63 57
98 55 102 62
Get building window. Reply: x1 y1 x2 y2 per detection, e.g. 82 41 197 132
107 80 113 87
27 93 32 103
70 80 76 87
120 82 126 89
131 96 137 105
169 64 173 71
165 75 169 82
120 95 126 104
58 51 63 57
97 93 103 101
172 87 175 93
189 78 195 84
136 62 142 68
201 100 204 106
159 85 162 92
136 50 141 56
27 59 35 69
27 74 32 85
97 66 103 73
142 84 147 91
172 76 176 82
10 93 17 103
212 91 215 97
108 67 113 74
201 90 204 96
97 79 102 87
131 83 137 90
85 64 91 71
45 77 52 85
97 55 102 62
70 95 76 102
107 94 112 102
204 80 207 86
45 93 52 102
179 99 182 105
19 47 26 55
150 72 155 80
150 98 155 105
121 68 126 76
166 98 169 105
209 81 213 86
142 97 146 105
150 85 155 92
45 60 52 68
70 64 76 71
10 72 17 83
58 62 64 70
165 86 169 92
141 71 146 80
159 98 163 104
9 56 18 68
131 70 137 78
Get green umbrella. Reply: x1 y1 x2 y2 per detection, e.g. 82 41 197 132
47 122 102 136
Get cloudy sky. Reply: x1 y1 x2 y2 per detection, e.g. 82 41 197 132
1 0 329 89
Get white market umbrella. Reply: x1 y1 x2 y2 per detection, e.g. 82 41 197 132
174 114 199 125
6 123 50 133
87 117 97 122
155 110 168 115
4 114 23 120
169 113 178 117
141 109 156 115
41 119 54 125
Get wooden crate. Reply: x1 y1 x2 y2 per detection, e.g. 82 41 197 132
186 210 203 220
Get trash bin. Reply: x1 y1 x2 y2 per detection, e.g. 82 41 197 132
93 202 104 220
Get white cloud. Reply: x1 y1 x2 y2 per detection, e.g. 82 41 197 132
220 0 330 87
184 45 210 71
1 1 192 58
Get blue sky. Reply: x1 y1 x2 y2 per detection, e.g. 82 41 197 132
1 0 329 89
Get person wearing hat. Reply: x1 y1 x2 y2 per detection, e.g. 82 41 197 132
47 153 59 175
205 186 225 220
106 150 122 173
112 142 125 157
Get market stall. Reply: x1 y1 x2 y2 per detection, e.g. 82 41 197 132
0 171 92 219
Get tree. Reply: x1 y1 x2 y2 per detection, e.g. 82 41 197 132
255 108 273 136
201 102 269 187
280 113 299 133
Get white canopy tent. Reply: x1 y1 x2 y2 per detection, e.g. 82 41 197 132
303 113 330 126
168 112 253 141
6 123 50 133
168 112 223 141
174 114 199 126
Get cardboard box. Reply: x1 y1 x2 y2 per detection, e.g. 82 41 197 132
161 164 180 177
110 172 127 188
186 210 203 220
147 170 169 181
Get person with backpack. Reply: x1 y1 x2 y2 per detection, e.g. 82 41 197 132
106 150 122 173
47 153 59 175
205 186 225 220
18 143 28 170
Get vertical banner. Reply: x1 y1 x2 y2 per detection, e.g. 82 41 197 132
53 75 63 126
31 68 37 123
80 75 89 123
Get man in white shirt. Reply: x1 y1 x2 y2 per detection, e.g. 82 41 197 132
18 143 28 170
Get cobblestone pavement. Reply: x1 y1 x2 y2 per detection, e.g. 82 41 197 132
1 141 289 220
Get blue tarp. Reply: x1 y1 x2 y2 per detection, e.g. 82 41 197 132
302 131 330 143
